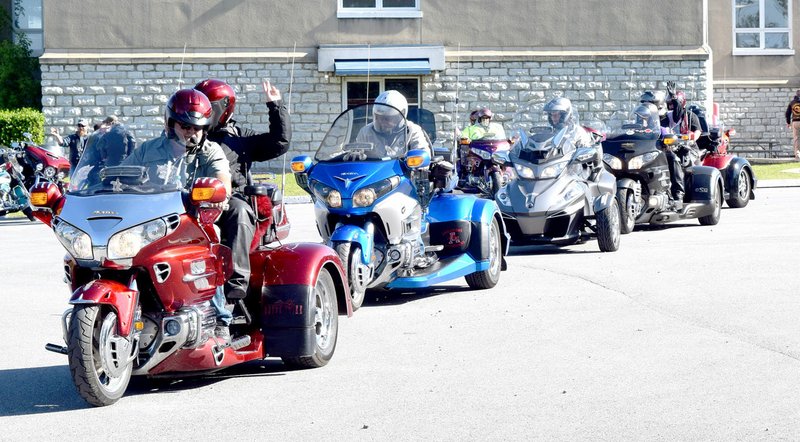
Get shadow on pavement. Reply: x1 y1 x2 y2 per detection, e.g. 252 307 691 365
0 359 290 415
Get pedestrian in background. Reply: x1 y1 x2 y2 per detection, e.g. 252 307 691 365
50 118 89 172
785 89 800 159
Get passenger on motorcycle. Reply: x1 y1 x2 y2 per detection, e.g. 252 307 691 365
660 82 702 201
355 90 430 157
461 107 506 141
122 89 234 340
193 78 291 326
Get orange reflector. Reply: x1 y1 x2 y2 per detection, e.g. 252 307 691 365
662 138 675 145
291 162 306 173
192 187 215 201
30 191 49 207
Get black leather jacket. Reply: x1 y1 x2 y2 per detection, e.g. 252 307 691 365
206 100 291 193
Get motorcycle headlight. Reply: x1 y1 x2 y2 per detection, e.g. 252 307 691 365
43 166 56 178
603 153 623 170
35 162 43 171
353 176 400 208
514 163 535 179
107 218 168 259
540 162 565 179
627 151 660 170
55 221 93 260
310 180 342 208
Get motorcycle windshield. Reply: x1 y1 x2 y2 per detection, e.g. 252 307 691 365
507 100 580 164
315 103 409 163
606 109 661 138
69 137 185 197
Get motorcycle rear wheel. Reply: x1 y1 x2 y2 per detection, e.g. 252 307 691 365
699 182 723 225
67 305 133 407
726 168 751 208
282 268 339 369
465 217 502 289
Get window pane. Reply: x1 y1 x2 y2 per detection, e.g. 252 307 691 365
383 0 416 7
385 79 419 106
346 81 380 108
765 0 788 27
343 0 376 7
15 0 42 29
765 32 789 48
736 32 760 48
735 0 759 28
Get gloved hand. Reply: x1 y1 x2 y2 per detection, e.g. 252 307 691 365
666 80 677 96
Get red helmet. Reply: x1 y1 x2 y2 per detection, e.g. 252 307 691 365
165 89 214 131
194 78 236 128
477 107 494 119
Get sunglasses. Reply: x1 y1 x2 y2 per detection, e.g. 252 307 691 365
177 122 203 132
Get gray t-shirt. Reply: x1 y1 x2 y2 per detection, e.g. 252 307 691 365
123 135 229 189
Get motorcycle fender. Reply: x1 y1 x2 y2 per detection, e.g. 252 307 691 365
69 280 138 336
615 177 637 192
725 157 757 197
468 198 509 263
686 166 721 202
257 243 351 357
330 224 372 265
592 192 615 213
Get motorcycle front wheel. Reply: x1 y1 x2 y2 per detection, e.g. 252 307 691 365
67 305 133 407
333 241 367 311
596 198 621 252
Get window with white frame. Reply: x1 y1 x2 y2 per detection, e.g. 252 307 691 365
13 0 43 56
343 77 436 140
733 0 793 55
337 0 422 18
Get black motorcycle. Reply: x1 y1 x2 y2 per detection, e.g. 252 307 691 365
602 107 724 233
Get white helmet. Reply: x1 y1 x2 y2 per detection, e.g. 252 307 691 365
374 90 408 117
372 90 408 134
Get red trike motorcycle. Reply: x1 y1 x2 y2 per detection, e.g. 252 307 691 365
688 104 757 208
31 154 350 407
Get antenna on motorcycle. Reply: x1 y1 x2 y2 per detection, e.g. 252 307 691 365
177 43 187 86
279 41 298 199
627 69 636 112
452 42 462 153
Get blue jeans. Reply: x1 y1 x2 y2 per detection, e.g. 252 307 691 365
211 286 233 326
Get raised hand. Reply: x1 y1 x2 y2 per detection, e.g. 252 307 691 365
263 80 282 103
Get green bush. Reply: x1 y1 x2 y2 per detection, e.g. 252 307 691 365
0 107 45 145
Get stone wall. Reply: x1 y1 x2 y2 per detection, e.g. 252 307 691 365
715 86 796 155
41 57 711 171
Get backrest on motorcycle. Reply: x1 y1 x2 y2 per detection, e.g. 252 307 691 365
687 104 709 134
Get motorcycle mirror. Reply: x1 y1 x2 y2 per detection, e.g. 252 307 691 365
574 147 598 164
28 181 64 226
491 151 511 166
405 149 431 169
191 177 227 205
290 155 313 173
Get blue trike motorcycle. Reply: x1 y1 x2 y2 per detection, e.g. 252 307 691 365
292 103 508 309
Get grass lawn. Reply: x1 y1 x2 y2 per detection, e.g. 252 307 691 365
252 173 307 197
750 162 800 180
